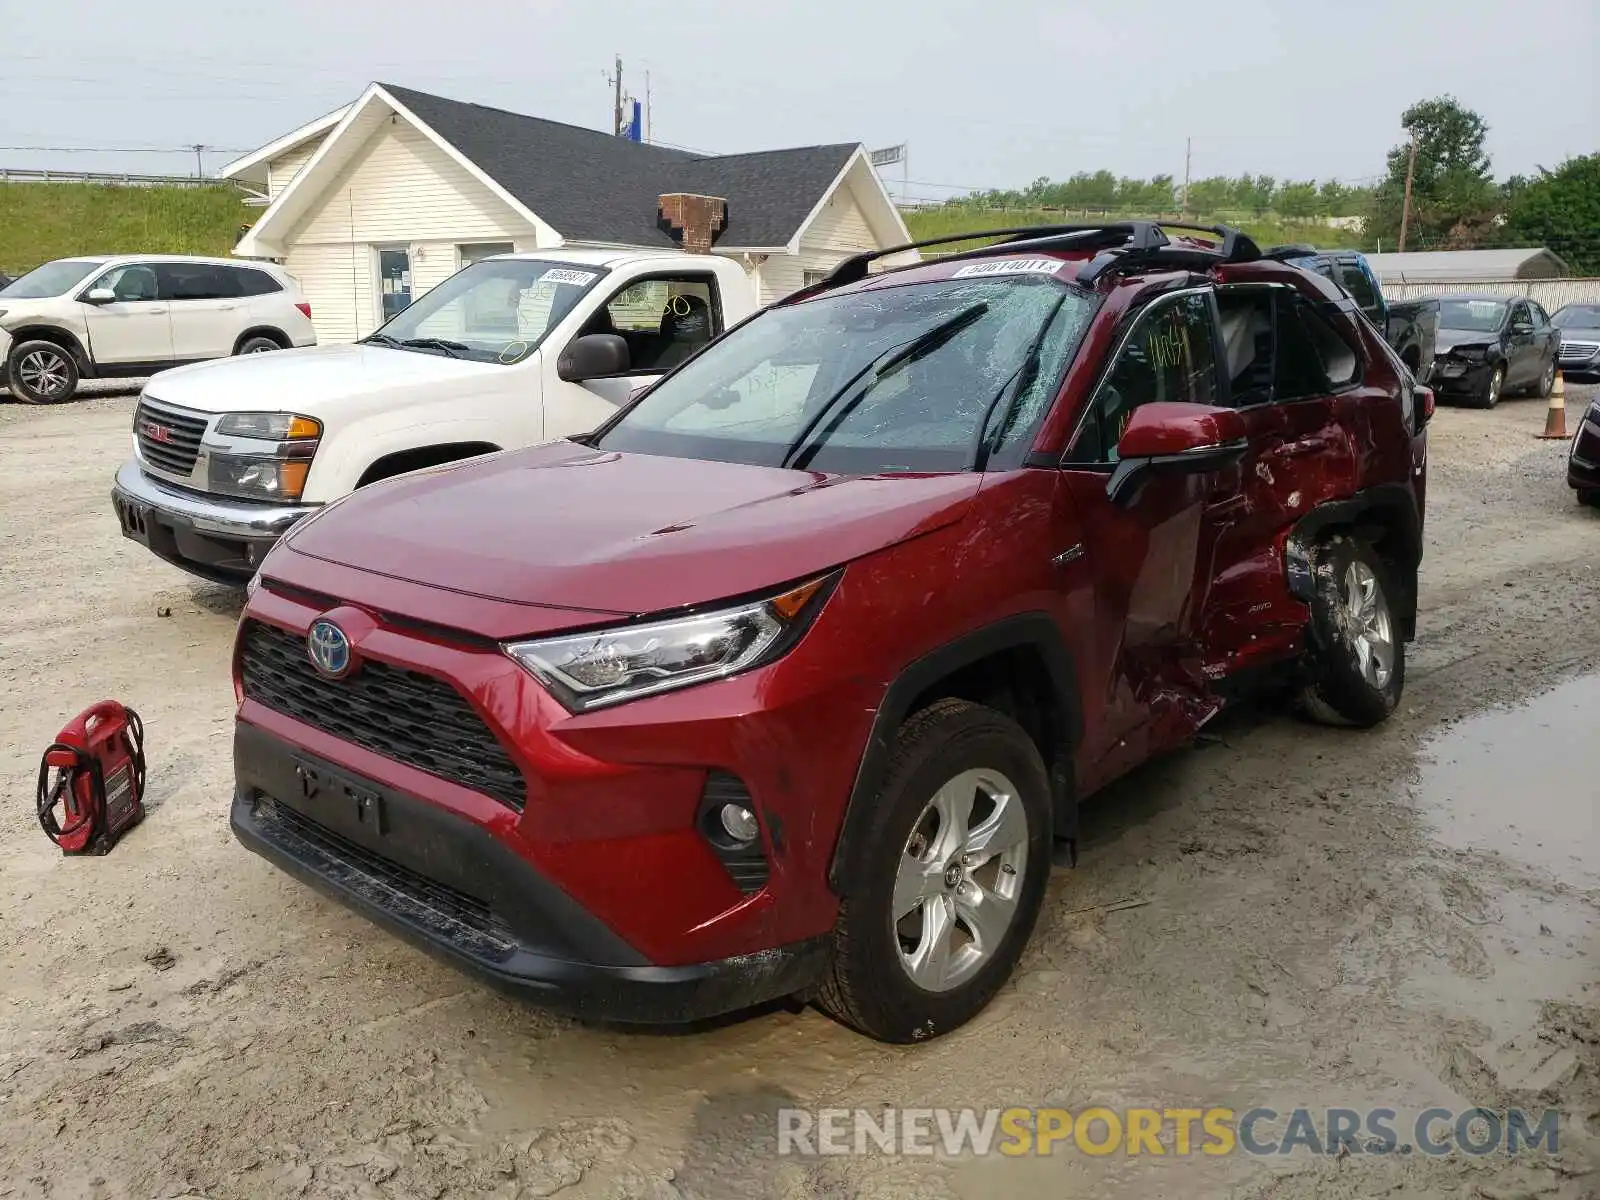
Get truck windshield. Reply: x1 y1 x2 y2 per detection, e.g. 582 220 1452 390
1439 299 1506 333
596 276 1095 474
364 259 606 364
0 259 101 299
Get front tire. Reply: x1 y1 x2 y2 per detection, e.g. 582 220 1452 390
816 699 1052 1044
7 340 79 404
1298 534 1406 728
1465 363 1505 409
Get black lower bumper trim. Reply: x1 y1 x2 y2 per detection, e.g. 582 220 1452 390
231 727 831 1025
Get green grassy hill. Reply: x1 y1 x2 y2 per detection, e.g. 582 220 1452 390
0 183 252 276
902 206 1367 254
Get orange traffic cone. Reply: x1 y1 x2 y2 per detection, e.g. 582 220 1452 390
1537 370 1568 439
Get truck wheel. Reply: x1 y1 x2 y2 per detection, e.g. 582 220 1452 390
7 340 80 404
1298 534 1405 728
815 699 1052 1044
1465 364 1504 410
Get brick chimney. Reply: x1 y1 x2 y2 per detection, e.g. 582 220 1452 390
657 193 728 255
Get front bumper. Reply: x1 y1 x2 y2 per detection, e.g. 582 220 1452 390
1429 358 1493 397
230 721 831 1024
112 458 316 583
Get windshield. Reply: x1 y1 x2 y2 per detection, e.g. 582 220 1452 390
1439 299 1506 333
1553 305 1600 329
0 259 101 299
365 258 606 364
596 274 1095 474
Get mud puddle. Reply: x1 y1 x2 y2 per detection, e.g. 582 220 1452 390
1417 673 1600 889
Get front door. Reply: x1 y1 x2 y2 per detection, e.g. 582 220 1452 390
553 272 723 428
79 263 173 368
1505 300 1537 386
157 262 243 361
1056 287 1230 789
376 247 413 325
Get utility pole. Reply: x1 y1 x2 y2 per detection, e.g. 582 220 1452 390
190 143 205 178
1398 133 1419 253
611 55 624 137
645 70 652 144
1181 136 1192 213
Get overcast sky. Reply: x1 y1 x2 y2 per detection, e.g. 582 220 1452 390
2 0 1595 197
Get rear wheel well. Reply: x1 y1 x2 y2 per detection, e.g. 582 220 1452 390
233 327 289 353
355 442 503 488
6 326 91 373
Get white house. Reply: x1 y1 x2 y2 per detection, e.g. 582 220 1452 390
219 83 914 343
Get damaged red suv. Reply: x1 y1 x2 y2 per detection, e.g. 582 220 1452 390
231 223 1430 1043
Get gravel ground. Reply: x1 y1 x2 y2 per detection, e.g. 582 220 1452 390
1 383 1597 1200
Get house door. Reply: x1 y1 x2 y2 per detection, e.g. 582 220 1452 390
376 247 413 325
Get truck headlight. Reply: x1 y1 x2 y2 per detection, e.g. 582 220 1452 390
215 412 321 440
505 573 837 712
207 453 313 502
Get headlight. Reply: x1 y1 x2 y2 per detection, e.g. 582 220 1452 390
207 452 312 502
505 573 837 712
1451 345 1488 363
215 412 321 440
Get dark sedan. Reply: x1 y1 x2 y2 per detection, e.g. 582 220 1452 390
1554 303 1600 383
1430 295 1560 408
1570 394 1600 508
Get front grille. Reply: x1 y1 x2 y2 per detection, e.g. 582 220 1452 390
135 395 208 477
239 620 527 811
1558 341 1598 361
253 797 518 961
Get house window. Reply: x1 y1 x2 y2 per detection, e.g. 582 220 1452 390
458 242 515 269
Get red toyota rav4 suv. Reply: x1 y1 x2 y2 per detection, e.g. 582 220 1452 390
230 223 1430 1043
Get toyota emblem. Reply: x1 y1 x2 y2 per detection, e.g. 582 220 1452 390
307 619 353 679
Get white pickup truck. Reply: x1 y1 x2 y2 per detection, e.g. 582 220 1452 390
111 248 759 583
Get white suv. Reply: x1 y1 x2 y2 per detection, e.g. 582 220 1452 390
0 255 316 404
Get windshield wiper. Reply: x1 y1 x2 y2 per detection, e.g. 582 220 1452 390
782 302 989 470
969 292 1069 471
400 337 472 359
361 333 403 348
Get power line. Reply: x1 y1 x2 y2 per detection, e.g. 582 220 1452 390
0 144 252 154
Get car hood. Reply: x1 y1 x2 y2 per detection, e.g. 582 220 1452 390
283 441 982 617
142 343 502 413
1435 328 1499 353
1558 326 1600 343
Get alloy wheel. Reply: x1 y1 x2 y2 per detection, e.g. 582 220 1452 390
1340 560 1394 690
894 768 1030 993
17 349 70 398
1487 367 1503 406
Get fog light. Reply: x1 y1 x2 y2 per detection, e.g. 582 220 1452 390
719 803 759 843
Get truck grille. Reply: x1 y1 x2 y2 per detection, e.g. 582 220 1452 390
134 395 208 477
238 620 527 812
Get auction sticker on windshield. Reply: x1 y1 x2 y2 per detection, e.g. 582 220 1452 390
951 258 1065 279
540 268 600 286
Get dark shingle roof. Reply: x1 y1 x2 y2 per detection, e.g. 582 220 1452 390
381 83 858 249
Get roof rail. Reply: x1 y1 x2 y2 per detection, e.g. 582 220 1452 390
792 221 1262 301
1261 243 1323 262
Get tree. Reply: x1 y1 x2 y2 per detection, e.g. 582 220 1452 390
1277 180 1321 218
1502 153 1600 274
1370 96 1498 248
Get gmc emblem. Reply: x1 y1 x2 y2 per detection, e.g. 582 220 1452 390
142 421 173 444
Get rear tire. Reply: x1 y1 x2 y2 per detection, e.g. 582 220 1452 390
7 340 79 404
1532 358 1556 399
1578 489 1599 509
815 699 1052 1044
236 334 283 355
1298 534 1406 729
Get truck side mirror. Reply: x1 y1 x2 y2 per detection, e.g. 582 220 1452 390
557 334 630 382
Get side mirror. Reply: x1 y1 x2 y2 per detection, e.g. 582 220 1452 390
83 288 116 306
1511 321 1534 335
557 333 629 382
1107 402 1249 507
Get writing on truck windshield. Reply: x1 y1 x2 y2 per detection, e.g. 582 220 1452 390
364 259 606 364
596 275 1096 474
